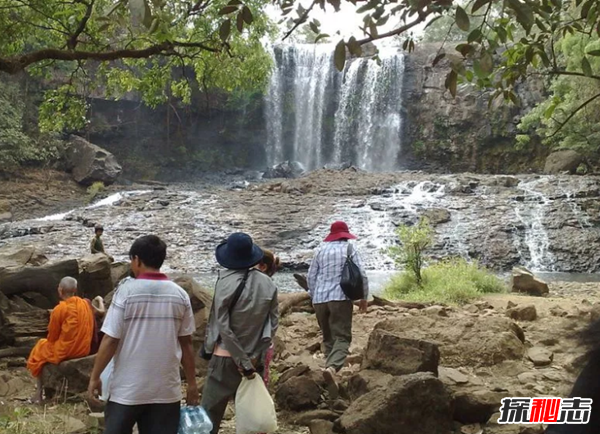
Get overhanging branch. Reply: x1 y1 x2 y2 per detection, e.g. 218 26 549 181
68 0 95 50
0 41 222 74
356 11 431 45
549 92 600 138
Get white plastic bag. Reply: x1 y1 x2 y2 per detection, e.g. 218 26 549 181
99 358 114 402
235 375 278 434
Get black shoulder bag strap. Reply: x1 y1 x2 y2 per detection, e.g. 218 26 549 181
229 268 251 314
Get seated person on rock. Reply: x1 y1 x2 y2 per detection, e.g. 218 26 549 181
90 224 114 262
27 276 95 403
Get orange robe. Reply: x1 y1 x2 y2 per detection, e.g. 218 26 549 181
27 296 94 378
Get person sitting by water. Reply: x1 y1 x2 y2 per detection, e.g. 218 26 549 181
201 233 279 434
27 276 95 404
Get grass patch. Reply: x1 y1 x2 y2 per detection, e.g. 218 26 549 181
86 181 105 203
384 257 506 305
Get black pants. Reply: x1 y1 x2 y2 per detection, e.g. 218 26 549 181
104 401 180 434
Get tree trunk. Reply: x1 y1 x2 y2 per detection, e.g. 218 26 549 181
278 292 311 317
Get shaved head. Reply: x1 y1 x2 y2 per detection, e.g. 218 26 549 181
59 276 78 295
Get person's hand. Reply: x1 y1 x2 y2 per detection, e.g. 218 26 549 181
88 377 103 405
239 365 257 379
359 299 368 314
186 383 200 406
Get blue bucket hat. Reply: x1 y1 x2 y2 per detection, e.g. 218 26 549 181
216 233 264 270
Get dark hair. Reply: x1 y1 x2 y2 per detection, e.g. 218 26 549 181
129 235 167 269
259 249 280 277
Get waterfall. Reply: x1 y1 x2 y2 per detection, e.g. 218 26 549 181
264 44 405 172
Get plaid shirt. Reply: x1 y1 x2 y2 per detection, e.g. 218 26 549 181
307 241 369 304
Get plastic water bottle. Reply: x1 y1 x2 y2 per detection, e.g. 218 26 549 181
178 406 213 434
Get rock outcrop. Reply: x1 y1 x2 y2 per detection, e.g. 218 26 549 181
362 329 440 376
275 375 322 411
544 150 583 174
44 355 95 396
65 136 122 186
263 161 306 179
512 268 549 296
374 316 525 367
340 372 453 434
78 254 113 299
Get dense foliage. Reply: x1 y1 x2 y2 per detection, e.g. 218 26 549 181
0 0 274 132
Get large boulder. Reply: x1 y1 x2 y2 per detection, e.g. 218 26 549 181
44 355 95 396
66 136 122 186
544 150 583 174
0 245 48 268
374 316 525 367
110 262 131 288
173 275 213 340
362 329 440 376
340 372 453 434
263 161 306 179
511 267 549 296
275 375 322 411
0 259 79 306
453 389 504 424
78 254 113 299
347 370 394 401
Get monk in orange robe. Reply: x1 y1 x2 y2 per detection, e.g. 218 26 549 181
27 276 94 403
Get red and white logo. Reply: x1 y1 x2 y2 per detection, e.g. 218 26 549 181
498 397 593 424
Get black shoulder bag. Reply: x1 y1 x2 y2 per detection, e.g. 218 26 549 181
200 269 251 361
340 243 365 301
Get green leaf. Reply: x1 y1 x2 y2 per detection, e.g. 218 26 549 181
582 0 594 18
334 40 346 71
315 33 330 43
376 15 389 26
327 0 341 12
587 49 600 56
468 29 483 43
347 36 362 56
227 0 243 5
219 5 238 15
508 91 519 106
219 19 231 42
236 12 244 32
357 2 375 13
242 6 253 24
445 70 458 97
507 0 534 32
480 50 493 73
544 103 557 119
369 22 378 37
582 56 593 76
455 6 470 31
432 51 445 67
310 21 319 34
471 0 491 13
456 43 474 57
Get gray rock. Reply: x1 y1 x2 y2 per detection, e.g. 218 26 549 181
66 136 122 186
308 420 334 434
263 161 305 179
544 150 583 174
362 329 440 376
77 253 113 299
506 305 537 322
453 389 504 424
439 367 469 384
275 376 322 411
422 208 451 225
293 410 339 426
45 355 95 396
347 370 394 401
528 347 553 367
340 372 453 434
511 267 549 296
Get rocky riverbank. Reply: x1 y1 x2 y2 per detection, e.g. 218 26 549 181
2 168 600 278
1 280 599 434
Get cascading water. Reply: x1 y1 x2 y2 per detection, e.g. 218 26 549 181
513 179 556 272
265 44 405 172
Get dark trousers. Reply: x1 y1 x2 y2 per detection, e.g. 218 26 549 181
313 300 353 371
104 401 180 434
201 356 266 434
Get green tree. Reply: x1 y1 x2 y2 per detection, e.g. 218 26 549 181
0 0 275 132
388 218 433 287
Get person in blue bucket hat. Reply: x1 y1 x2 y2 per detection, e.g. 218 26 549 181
201 233 279 434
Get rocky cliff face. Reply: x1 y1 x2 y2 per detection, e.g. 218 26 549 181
402 44 549 174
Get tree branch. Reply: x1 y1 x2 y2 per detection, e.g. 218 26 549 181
548 69 600 82
357 11 431 45
0 41 222 74
549 92 600 138
282 0 319 41
68 0 95 50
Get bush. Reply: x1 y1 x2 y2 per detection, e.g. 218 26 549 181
387 218 433 287
86 181 105 203
384 257 506 305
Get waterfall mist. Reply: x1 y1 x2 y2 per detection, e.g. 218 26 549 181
265 44 405 172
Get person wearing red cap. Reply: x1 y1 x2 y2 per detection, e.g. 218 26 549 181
307 221 369 398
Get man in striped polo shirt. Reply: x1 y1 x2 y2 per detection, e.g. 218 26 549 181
88 235 198 434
